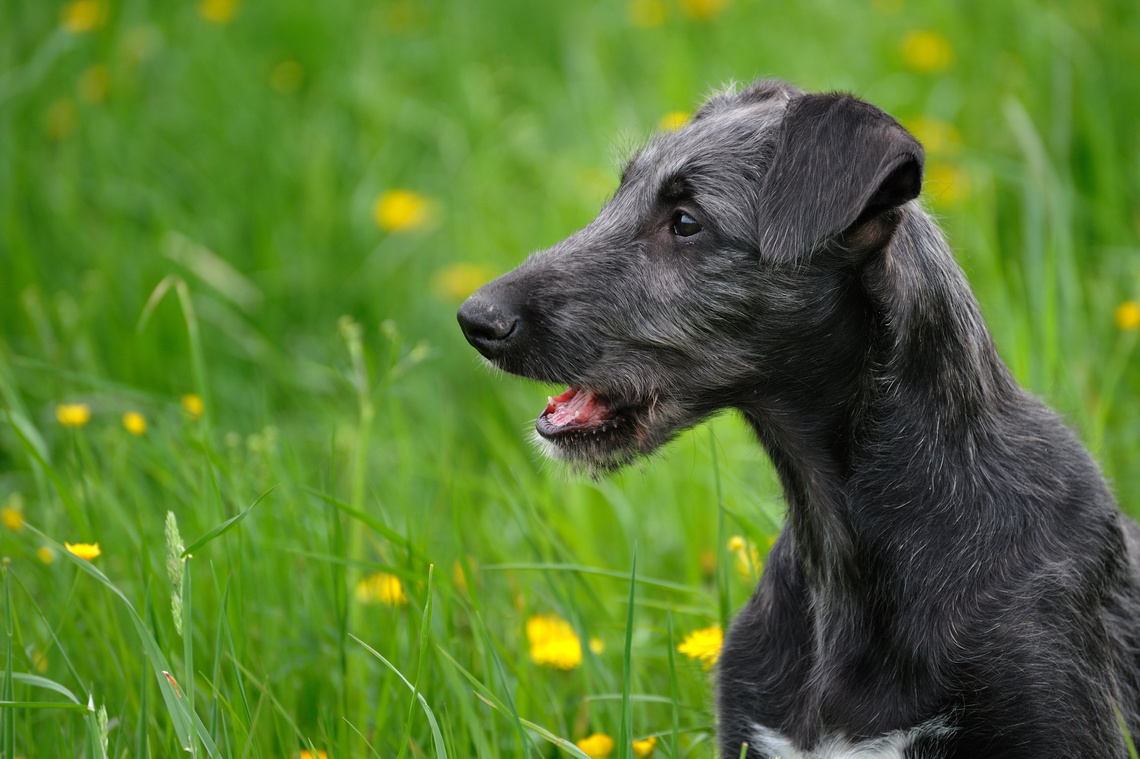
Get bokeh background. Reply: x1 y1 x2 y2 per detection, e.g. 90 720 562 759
2 0 1139 756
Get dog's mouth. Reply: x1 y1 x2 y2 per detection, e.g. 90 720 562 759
536 387 620 439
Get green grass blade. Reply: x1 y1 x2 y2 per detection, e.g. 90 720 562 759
0 700 90 711
5 410 90 532
667 607 681 759
395 564 438 759
482 563 697 595
11 673 81 705
183 556 197 757
351 632 447 759
619 546 637 759
182 485 277 558
2 565 14 759
22 526 219 757
302 487 421 558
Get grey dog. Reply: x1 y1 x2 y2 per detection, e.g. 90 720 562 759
458 79 1140 757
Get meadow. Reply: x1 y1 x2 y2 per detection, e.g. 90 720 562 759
1 0 1140 756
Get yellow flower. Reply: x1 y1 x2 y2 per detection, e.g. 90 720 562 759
632 736 658 757
628 0 666 28
1116 301 1140 331
61 0 107 33
435 262 492 302
728 535 762 581
355 572 408 606
122 411 147 435
576 733 615 759
270 60 305 95
78 64 111 104
198 0 238 24
1 493 24 532
1 507 23 532
56 403 91 427
298 751 328 759
678 625 722 669
902 116 960 156
657 111 690 132
924 162 969 206
31 650 48 673
181 394 204 419
37 546 56 564
373 190 434 233
65 542 102 561
678 0 730 20
588 636 605 654
526 613 582 670
901 30 954 73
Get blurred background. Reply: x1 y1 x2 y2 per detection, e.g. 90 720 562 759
1 0 1139 756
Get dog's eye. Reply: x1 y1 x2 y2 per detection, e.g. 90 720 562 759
672 212 703 237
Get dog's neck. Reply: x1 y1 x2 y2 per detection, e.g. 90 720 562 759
742 206 1017 590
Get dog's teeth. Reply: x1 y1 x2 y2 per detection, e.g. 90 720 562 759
574 411 581 420
548 397 554 405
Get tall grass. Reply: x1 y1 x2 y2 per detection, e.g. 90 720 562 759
1 0 1139 755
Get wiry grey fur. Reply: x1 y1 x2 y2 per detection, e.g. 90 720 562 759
458 79 1140 757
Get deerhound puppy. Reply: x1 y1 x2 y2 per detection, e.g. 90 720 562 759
457 79 1140 757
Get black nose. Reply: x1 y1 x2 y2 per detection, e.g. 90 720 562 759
457 296 519 360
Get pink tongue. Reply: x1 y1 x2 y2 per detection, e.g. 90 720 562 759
544 387 611 427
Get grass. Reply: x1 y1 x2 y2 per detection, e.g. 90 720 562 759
1 0 1140 756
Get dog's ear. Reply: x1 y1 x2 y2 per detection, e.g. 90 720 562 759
757 92 924 261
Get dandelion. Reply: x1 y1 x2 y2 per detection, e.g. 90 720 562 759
576 733 615 759
30 649 49 673
679 0 730 20
373 189 434 233
1116 301 1140 331
435 262 492 302
526 613 582 670
678 625 722 669
901 30 954 73
61 0 107 33
298 751 328 759
56 403 91 427
657 111 690 132
78 64 110 104
628 0 666 28
65 542 101 561
632 736 658 757
1 493 24 532
355 572 408 606
270 60 305 94
37 546 56 564
181 394 204 419
589 636 605 654
197 0 238 24
122 411 147 435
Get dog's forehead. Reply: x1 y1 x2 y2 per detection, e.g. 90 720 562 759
622 95 789 206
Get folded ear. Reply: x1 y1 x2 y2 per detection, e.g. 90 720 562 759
757 92 924 261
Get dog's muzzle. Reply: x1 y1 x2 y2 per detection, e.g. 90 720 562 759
457 295 519 361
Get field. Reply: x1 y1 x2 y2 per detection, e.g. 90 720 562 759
2 0 1140 756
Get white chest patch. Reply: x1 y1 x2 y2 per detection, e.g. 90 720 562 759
750 717 953 759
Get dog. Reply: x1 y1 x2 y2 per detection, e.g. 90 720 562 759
457 79 1140 757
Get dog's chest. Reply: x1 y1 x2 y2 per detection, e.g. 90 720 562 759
751 718 951 759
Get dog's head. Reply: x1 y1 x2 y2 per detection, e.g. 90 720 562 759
458 80 924 472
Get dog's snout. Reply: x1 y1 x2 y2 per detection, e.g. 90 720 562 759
457 296 519 359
